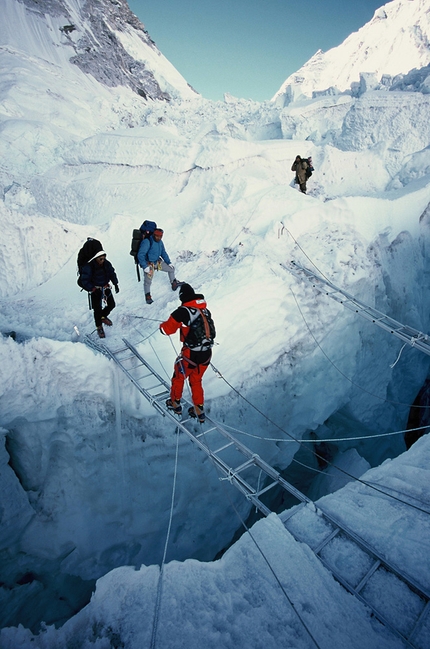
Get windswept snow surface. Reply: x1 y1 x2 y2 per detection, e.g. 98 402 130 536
1 0 430 647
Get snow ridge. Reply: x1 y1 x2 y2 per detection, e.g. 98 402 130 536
274 0 430 103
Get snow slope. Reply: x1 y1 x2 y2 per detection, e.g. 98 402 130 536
0 0 430 646
274 0 430 103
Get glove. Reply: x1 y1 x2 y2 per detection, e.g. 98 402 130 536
144 266 152 274
115 285 119 294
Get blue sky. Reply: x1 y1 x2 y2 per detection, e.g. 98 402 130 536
127 0 387 101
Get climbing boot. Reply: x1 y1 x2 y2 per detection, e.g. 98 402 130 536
171 279 184 291
166 399 182 415
97 326 105 339
188 404 205 423
101 316 113 326
145 293 154 304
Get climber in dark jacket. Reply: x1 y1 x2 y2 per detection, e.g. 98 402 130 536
291 155 309 194
80 250 119 338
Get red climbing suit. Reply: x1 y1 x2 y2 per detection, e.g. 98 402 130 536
160 296 212 406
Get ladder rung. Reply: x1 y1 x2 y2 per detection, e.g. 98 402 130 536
115 354 137 362
255 480 278 497
122 359 145 368
231 458 255 475
409 599 430 643
146 383 164 392
212 441 234 454
152 391 170 400
280 501 307 524
355 559 381 593
195 426 217 438
313 527 340 554
134 372 154 381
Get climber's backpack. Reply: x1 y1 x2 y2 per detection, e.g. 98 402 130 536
304 156 314 178
183 306 216 352
130 220 157 282
77 237 103 289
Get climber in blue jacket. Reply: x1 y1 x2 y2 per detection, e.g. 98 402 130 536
137 228 183 304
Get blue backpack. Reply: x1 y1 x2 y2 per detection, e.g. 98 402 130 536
130 220 157 281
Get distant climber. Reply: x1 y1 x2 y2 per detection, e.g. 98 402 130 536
160 283 216 423
137 227 183 304
79 250 119 338
291 155 309 194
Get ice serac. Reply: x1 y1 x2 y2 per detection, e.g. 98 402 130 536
11 0 197 101
273 0 430 104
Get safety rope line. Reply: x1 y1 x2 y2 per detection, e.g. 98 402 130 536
151 321 430 514
280 222 329 282
149 337 172 382
390 343 408 369
281 227 430 411
289 285 430 411
219 420 429 444
289 453 430 508
213 422 430 510
209 364 430 515
149 425 181 649
193 398 322 649
105 212 430 519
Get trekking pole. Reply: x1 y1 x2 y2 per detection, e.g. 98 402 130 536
136 262 141 282
87 292 91 310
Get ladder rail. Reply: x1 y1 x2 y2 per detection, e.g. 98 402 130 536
286 262 430 355
85 335 304 516
85 333 430 647
87 335 430 601
288 502 430 603
285 513 428 649
316 552 418 649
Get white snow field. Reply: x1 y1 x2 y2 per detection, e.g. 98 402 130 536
0 0 430 647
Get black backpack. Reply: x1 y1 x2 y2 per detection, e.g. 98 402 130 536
184 307 216 352
304 156 314 178
77 238 103 289
130 220 157 281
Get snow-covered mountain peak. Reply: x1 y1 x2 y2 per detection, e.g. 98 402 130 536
2 0 197 101
274 0 430 103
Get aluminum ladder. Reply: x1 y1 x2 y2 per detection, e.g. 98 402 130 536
84 334 310 516
84 334 430 648
280 502 430 648
285 261 430 357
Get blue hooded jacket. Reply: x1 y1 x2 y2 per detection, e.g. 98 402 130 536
137 236 171 267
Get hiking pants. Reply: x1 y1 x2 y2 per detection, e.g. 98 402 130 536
170 349 211 406
295 176 307 193
143 260 175 294
91 287 115 327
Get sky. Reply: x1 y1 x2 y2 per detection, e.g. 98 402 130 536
127 0 387 101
